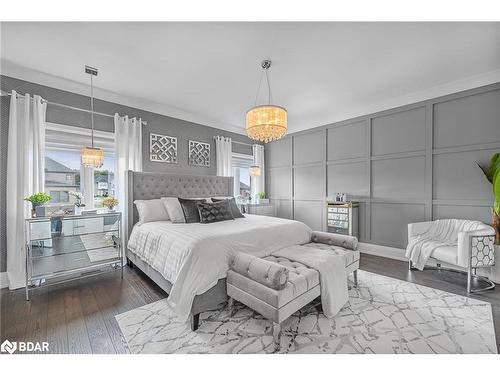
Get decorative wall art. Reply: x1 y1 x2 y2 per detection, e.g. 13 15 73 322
150 133 178 163
188 140 211 167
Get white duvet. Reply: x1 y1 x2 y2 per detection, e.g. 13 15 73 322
127 214 312 321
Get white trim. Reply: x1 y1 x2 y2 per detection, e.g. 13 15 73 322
358 242 407 261
0 272 9 289
46 122 114 139
2 60 246 135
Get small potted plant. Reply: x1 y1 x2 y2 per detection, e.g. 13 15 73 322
257 192 269 204
102 196 119 212
24 192 52 217
69 191 85 215
477 153 500 244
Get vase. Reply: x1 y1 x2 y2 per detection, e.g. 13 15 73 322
31 203 40 218
492 208 500 245
75 206 82 215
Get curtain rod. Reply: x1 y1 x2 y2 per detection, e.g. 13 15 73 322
0 89 148 126
213 136 257 147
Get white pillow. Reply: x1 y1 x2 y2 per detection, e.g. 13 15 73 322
134 199 170 225
161 197 185 223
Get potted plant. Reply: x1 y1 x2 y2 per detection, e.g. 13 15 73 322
477 153 500 244
257 192 269 204
102 196 119 212
69 191 85 215
24 192 52 217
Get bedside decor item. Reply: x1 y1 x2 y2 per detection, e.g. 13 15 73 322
477 153 500 244
24 192 52 217
69 191 85 214
36 204 74 218
150 133 178 163
102 196 119 211
81 66 104 168
246 60 287 143
188 140 210 167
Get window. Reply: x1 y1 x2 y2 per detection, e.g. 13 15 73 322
44 123 115 209
231 152 253 201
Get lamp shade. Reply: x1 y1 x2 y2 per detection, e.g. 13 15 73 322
81 146 104 168
246 105 287 143
249 165 261 177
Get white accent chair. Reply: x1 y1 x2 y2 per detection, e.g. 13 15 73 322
407 219 496 293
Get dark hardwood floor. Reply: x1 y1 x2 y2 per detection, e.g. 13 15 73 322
1 253 499 354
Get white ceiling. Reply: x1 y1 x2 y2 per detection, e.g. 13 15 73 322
1 22 500 134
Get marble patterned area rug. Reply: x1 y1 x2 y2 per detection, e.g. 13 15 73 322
115 270 497 354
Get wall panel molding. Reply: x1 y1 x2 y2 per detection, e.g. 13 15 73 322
266 82 500 253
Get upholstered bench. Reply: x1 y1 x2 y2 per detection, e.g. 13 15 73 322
226 231 359 351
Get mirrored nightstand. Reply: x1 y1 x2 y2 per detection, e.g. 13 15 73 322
25 211 122 300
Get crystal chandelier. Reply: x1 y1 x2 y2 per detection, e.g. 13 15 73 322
246 60 287 143
81 66 104 168
249 165 261 177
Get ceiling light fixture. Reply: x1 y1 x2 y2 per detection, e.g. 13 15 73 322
246 60 287 143
81 65 104 168
249 165 261 177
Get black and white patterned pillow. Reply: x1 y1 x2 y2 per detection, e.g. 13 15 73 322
197 200 234 223
211 197 245 218
178 197 207 223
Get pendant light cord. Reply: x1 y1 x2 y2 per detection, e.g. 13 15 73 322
90 73 95 148
265 68 272 105
253 64 273 106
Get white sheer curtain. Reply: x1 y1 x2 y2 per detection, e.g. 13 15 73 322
6 91 47 289
251 144 265 198
114 114 142 258
215 136 232 177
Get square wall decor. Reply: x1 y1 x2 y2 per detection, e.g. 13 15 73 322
188 140 211 167
150 133 178 163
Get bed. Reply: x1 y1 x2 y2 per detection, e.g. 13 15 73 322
125 171 312 329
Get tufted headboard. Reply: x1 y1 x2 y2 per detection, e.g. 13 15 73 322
126 170 234 235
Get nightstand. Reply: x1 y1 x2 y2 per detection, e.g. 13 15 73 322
245 203 276 217
25 211 123 300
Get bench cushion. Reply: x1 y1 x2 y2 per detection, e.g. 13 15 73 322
228 256 319 309
301 242 360 267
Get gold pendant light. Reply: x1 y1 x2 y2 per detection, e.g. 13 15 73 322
246 60 287 143
81 66 104 168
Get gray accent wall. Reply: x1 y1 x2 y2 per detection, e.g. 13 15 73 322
0 75 253 272
266 83 500 251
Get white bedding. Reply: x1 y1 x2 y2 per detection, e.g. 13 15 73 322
127 214 312 321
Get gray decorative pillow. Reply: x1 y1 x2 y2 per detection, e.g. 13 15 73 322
211 197 244 218
178 197 206 223
197 201 234 223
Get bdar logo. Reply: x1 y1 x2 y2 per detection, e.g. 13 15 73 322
1 339 17 354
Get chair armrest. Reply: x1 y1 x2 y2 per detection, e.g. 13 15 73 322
311 231 358 250
408 221 433 240
229 252 289 290
457 226 496 268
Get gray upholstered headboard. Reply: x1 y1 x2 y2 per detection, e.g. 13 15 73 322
126 170 234 235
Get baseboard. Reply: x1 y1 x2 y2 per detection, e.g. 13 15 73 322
0 272 8 289
358 242 500 285
358 242 407 261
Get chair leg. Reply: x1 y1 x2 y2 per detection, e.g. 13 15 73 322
467 268 472 294
408 260 412 270
353 269 358 288
272 322 282 352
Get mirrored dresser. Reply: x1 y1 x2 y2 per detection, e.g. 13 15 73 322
25 211 122 300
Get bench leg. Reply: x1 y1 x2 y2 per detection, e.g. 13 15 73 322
227 297 235 317
272 322 282 352
190 313 200 331
353 269 358 288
